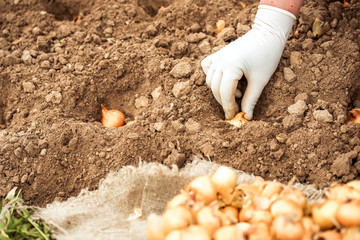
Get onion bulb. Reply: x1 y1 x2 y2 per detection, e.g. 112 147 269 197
261 182 283 198
271 215 304 240
302 217 318 240
346 108 360 124
195 206 221 236
325 185 360 202
336 199 360 227
147 214 167 240
163 206 192 234
165 230 182 240
210 166 238 203
270 199 303 219
167 193 190 209
214 20 226 34
239 206 254 222
343 227 360 240
316 230 343 240
101 104 125 128
213 226 237 240
311 199 340 229
181 226 211 240
220 206 239 225
280 188 306 209
249 210 272 225
346 180 360 192
185 176 217 204
247 222 271 240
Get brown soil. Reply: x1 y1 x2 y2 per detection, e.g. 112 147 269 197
0 0 359 207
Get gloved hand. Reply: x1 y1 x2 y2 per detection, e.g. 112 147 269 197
201 5 296 120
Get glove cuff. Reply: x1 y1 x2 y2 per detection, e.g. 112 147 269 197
258 5 296 20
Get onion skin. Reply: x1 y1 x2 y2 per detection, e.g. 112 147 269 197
181 226 211 240
325 185 360 202
280 188 307 209
167 193 190 209
343 227 360 240
312 199 340 229
147 214 167 240
336 199 360 227
261 182 283 198
163 206 192 234
186 176 217 204
247 222 271 240
271 199 303 219
165 230 182 240
101 104 125 128
214 20 226 34
220 206 239 225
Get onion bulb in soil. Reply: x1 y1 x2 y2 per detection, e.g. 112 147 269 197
147 214 167 240
163 206 192 234
214 20 226 34
312 199 340 229
196 206 221 236
271 215 304 240
185 176 217 204
101 104 125 128
210 166 238 203
336 199 360 227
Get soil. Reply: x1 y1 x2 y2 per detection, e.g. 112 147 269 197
0 0 359 207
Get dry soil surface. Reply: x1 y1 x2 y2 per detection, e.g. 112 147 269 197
0 0 359 207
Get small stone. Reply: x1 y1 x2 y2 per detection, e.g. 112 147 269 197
40 149 47 156
313 110 333 123
45 91 62 104
295 93 309 103
145 24 157 36
236 23 251 36
222 141 230 148
282 115 302 130
12 176 19 183
92 34 101 44
288 100 308 116
74 31 86 42
331 151 357 177
172 81 191 98
21 51 32 65
21 174 28 183
14 147 22 158
290 51 302 67
153 122 164 132
135 96 149 109
38 139 48 149
190 23 201 32
200 142 214 157
170 62 192 78
198 40 211 54
171 120 185 132
302 39 314 51
269 139 279 152
59 25 71 37
127 133 139 139
25 141 38 157
104 27 113 35
151 86 162 101
185 33 202 43
185 118 201 133
40 60 50 69
74 62 84 71
276 133 288 143
3 55 18 66
283 67 297 83
32 27 41 35
22 82 35 93
310 54 324 65
163 149 186 167
99 152 106 158
217 27 236 41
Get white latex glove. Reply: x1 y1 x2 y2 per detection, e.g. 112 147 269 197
201 5 295 120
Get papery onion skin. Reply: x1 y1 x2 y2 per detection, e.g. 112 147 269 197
336 199 360 227
325 185 360 202
163 206 192 234
271 215 303 240
220 206 239 225
147 214 167 240
312 199 340 229
280 188 307 209
270 199 303 219
186 176 217 204
101 104 125 128
167 193 190 209
213 226 237 240
196 207 221 236
250 210 272 225
247 222 272 240
343 227 360 240
214 20 226 34
261 182 283 198
165 230 182 240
